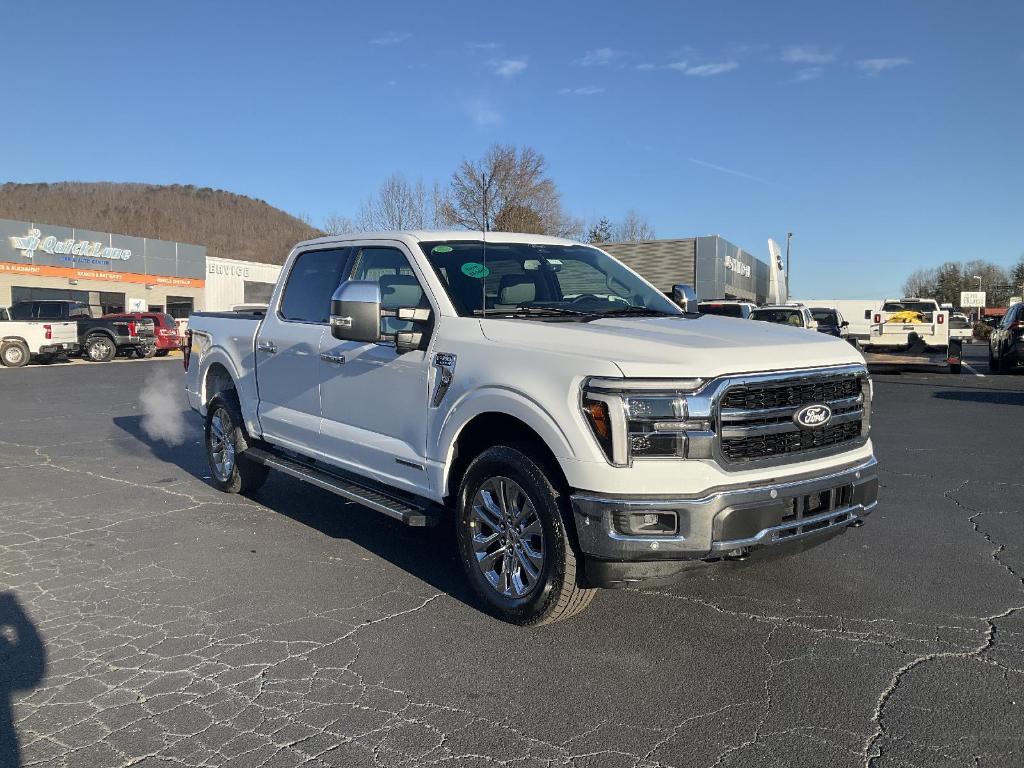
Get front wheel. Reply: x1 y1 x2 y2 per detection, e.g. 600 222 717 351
154 350 169 357
205 392 269 494
455 445 596 625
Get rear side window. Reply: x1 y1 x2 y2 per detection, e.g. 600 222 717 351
10 303 35 320
37 303 66 320
279 248 349 323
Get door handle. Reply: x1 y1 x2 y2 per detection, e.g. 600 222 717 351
320 353 346 365
257 341 278 354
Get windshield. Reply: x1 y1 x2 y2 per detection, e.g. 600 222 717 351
699 303 745 318
418 241 680 318
751 308 804 327
811 308 837 324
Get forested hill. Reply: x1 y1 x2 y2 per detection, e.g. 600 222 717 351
0 182 322 264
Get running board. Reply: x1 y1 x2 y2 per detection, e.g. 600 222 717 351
243 446 440 527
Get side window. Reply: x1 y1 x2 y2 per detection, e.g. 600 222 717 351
69 303 92 319
279 248 349 323
38 303 65 320
347 247 427 333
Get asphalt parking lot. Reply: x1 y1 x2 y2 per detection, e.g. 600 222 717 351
1 345 1022 768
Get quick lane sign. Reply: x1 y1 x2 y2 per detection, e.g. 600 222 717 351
10 227 133 262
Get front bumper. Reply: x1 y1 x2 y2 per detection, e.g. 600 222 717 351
571 457 878 587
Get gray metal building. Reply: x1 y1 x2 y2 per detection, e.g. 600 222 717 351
600 235 769 304
0 217 206 317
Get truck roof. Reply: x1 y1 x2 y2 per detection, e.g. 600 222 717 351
294 230 582 250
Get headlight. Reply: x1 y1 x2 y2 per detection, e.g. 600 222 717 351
582 378 711 465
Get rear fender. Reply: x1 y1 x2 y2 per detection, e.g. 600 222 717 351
197 345 261 437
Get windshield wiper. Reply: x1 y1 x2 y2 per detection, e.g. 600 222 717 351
589 306 678 318
474 307 592 318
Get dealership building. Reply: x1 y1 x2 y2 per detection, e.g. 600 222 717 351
0 217 289 318
600 235 772 304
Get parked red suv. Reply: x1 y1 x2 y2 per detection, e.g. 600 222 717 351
102 312 181 357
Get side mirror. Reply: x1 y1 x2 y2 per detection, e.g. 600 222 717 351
841 320 850 328
330 280 382 342
671 284 699 313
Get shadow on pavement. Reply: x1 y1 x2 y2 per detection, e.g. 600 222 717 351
0 593 46 768
111 414 479 613
933 389 1024 406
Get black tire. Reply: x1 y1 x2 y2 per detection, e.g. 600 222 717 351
0 340 30 367
949 363 962 374
988 347 998 372
455 445 596 626
84 335 116 362
204 391 269 494
154 350 169 357
139 345 157 359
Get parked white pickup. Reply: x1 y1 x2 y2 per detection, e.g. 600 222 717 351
859 298 962 373
0 319 78 367
184 230 879 624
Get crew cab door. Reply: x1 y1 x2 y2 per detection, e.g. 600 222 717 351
318 243 434 496
255 246 349 451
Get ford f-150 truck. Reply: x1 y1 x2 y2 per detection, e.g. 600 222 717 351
0 317 78 366
184 232 878 625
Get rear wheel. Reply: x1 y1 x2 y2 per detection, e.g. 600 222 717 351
84 335 116 362
139 344 157 359
154 350 169 357
0 340 30 367
205 392 269 494
455 445 595 625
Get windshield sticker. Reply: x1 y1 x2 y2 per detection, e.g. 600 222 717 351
461 262 491 279
432 245 454 253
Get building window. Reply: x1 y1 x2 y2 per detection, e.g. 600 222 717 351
11 286 90 305
98 292 126 315
148 305 164 313
166 296 194 319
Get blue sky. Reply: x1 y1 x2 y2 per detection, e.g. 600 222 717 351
4 1 1022 297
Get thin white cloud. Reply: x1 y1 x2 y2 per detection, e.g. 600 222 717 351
781 45 838 65
492 58 528 78
856 57 911 75
559 85 605 96
577 48 622 66
685 61 739 76
371 32 410 46
468 42 502 50
636 60 737 76
465 99 501 127
688 158 774 185
793 66 824 82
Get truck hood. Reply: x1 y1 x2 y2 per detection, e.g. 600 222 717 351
479 315 866 378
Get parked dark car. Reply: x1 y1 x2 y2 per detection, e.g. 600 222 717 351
103 312 181 357
810 307 849 337
8 300 155 362
989 301 1023 373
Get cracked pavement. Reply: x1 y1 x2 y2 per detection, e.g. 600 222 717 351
1 345 1022 767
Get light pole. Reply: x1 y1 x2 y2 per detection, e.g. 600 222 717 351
785 232 792 300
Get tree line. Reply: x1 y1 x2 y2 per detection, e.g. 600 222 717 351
903 258 1024 309
322 143 656 244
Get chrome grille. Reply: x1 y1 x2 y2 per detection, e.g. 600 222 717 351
718 371 868 465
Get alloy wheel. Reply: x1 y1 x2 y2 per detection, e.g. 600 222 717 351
208 407 236 482
469 476 545 598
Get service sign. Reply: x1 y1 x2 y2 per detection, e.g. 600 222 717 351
960 291 986 308
724 254 752 278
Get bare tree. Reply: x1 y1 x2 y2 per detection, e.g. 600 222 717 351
437 144 576 236
902 267 936 299
322 213 355 235
357 173 432 231
614 209 656 242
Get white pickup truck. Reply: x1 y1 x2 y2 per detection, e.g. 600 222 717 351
860 298 963 373
184 231 878 625
0 317 78 367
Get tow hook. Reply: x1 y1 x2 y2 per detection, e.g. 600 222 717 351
724 547 750 561
848 518 865 528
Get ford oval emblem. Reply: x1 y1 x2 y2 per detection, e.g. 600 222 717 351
793 404 832 429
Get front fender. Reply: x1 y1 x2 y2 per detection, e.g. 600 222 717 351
433 385 582 497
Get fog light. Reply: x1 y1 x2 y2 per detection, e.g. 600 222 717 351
614 510 678 536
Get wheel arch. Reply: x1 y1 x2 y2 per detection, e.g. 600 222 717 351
443 410 570 505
